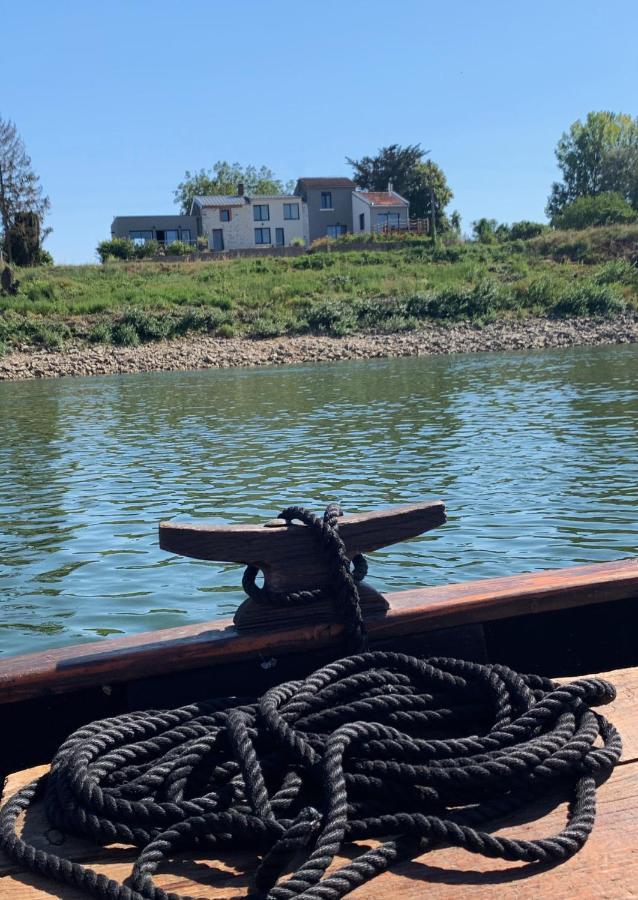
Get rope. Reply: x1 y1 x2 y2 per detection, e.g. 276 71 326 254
241 504 368 651
0 653 622 900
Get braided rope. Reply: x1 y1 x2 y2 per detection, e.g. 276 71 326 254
242 504 368 651
0 653 622 899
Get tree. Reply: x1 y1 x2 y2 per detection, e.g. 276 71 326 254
347 143 453 228
547 112 638 220
472 218 498 243
509 220 547 240
553 193 637 230
0 116 50 264
174 162 294 213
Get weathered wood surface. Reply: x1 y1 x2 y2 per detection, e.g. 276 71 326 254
160 500 447 592
1 667 636 899
0 558 637 705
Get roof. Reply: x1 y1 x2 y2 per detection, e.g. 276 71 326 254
355 191 409 207
191 195 246 208
295 178 356 189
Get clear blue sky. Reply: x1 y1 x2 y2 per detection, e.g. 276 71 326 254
4 0 637 264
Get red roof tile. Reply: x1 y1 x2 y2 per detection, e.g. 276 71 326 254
357 191 408 207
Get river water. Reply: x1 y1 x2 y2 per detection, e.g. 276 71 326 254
1 345 637 658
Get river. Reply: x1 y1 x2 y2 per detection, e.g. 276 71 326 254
1 344 637 658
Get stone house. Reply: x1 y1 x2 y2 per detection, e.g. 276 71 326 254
190 186 308 251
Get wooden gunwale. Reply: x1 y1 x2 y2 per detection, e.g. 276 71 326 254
0 557 636 706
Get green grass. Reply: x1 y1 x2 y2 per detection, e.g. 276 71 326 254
1 228 637 353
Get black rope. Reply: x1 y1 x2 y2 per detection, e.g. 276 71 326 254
0 653 622 900
242 504 368 651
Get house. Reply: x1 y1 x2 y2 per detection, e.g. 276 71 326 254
191 184 308 251
294 178 356 242
352 184 410 234
111 215 198 246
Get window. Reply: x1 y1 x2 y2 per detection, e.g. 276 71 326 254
165 229 179 243
275 228 285 246
359 213 365 231
220 209 230 222
254 227 271 244
129 230 153 245
320 192 332 209
181 229 191 242
378 212 401 230
253 204 270 221
326 224 347 238
283 203 299 220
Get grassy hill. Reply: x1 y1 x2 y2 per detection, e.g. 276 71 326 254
1 226 637 355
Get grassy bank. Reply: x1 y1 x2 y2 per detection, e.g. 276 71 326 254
1 226 638 354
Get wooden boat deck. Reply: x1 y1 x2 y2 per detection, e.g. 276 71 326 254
2 665 637 899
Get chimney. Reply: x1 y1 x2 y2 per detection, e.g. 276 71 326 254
237 182 245 197
388 180 394 193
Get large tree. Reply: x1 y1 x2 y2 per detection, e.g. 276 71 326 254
346 143 453 228
175 161 294 213
0 116 50 264
547 111 638 221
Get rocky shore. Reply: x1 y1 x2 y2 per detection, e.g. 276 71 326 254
1 315 637 381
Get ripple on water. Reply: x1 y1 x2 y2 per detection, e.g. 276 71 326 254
0 344 637 657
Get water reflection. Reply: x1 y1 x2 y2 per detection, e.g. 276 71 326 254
1 344 637 657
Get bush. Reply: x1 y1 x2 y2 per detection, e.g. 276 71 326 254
88 322 113 343
552 281 625 318
508 221 547 240
290 237 305 247
594 259 637 285
164 240 193 256
216 323 235 338
111 321 140 346
305 300 357 335
553 193 638 230
134 240 160 260
406 279 507 320
96 238 135 263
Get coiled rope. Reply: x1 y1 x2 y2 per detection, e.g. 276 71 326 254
0 655 622 899
0 504 623 899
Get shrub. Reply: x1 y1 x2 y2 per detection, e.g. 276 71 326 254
472 218 498 244
134 240 160 260
552 281 625 318
305 300 357 335
508 221 547 240
216 323 235 338
111 321 140 346
406 280 507 320
290 237 306 247
96 238 136 263
553 193 638 230
88 322 113 343
164 240 193 256
594 259 637 285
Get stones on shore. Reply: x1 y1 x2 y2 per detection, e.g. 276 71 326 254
1 316 637 381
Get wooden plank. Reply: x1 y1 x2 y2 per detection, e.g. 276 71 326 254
1 666 635 900
0 558 636 705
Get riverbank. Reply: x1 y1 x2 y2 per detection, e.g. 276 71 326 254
2 314 636 380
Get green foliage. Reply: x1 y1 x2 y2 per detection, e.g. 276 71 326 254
551 281 625 318
407 280 507 320
553 193 637 230
347 144 453 228
174 161 293 213
134 239 160 259
164 240 193 256
472 218 498 244
594 259 637 285
547 111 638 218
88 322 112 343
111 321 140 346
527 223 638 263
290 236 306 247
96 238 135 263
508 221 547 240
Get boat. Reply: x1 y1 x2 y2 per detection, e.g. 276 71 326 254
1 500 637 898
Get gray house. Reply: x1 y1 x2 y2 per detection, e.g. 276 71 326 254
294 178 356 242
111 215 198 246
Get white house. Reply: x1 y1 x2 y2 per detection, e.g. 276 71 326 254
190 186 309 251
351 187 410 234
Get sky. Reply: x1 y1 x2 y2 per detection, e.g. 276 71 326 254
3 0 638 264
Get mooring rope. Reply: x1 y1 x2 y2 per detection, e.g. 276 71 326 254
0 505 623 899
241 504 368 651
